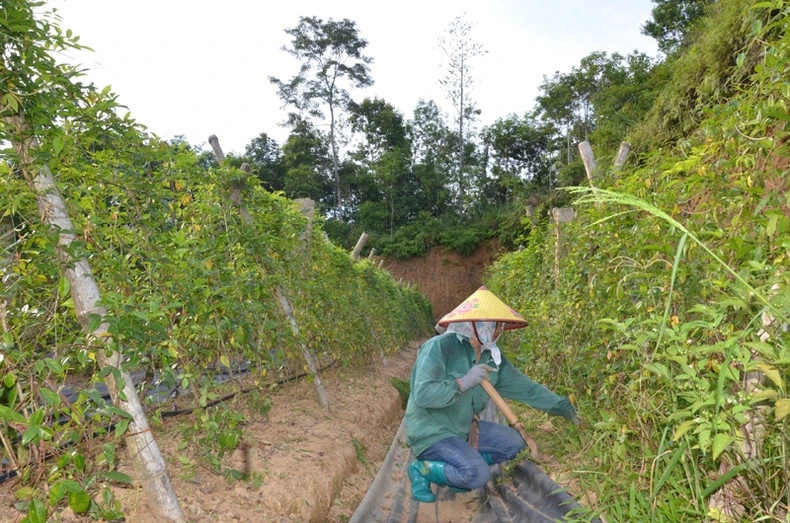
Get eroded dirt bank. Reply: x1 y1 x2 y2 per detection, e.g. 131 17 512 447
381 241 502 321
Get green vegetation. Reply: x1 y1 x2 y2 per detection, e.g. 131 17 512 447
487 1 790 520
390 377 411 409
0 1 433 518
3 0 790 520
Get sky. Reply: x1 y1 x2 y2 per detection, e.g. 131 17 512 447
46 0 660 156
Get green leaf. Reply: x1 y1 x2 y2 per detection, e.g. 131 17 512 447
672 420 695 441
86 313 103 332
0 405 25 423
100 471 132 483
756 363 785 393
643 362 670 378
750 388 778 402
38 388 61 408
25 499 47 523
14 486 35 500
711 433 734 460
653 440 687 497
775 398 790 421
745 341 776 358
52 135 64 155
766 214 778 237
58 276 71 297
68 490 91 514
43 358 64 375
49 479 81 505
115 418 130 437
74 453 86 473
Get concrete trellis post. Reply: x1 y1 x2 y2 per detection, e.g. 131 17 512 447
578 141 598 187
613 141 631 172
0 218 15 333
709 282 784 520
351 232 369 260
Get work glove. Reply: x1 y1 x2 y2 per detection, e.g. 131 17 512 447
456 364 493 392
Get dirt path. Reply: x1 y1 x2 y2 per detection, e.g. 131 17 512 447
0 342 420 523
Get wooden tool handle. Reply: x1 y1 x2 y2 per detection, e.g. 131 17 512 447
480 380 544 461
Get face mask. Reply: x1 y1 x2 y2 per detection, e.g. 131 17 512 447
443 322 504 365
474 322 503 365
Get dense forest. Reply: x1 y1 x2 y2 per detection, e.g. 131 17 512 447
2 0 789 521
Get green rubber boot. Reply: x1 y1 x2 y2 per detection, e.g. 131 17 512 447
408 461 436 503
480 452 496 465
409 460 452 502
421 460 450 485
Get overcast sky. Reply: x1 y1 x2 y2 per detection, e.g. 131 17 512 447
46 0 659 155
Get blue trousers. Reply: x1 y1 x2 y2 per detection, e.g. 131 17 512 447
416 420 525 489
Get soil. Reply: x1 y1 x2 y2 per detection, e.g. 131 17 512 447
378 241 502 322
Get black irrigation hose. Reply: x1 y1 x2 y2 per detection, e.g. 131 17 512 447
0 358 338 486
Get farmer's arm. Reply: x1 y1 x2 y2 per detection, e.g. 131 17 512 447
411 341 466 409
495 358 577 422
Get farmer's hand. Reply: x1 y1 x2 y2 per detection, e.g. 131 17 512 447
457 364 493 392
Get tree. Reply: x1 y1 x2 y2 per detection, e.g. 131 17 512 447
270 16 374 220
281 116 333 208
437 15 487 207
347 97 415 235
243 132 286 192
481 114 553 200
642 0 714 55
589 52 657 151
409 100 454 219
534 51 656 183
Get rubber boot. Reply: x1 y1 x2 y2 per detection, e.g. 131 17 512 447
424 460 471 494
408 461 436 503
480 452 496 465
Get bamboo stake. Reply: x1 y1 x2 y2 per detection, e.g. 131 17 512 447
208 135 329 410
480 381 545 462
7 114 185 522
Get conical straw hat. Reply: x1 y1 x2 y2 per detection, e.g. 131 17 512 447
437 286 527 330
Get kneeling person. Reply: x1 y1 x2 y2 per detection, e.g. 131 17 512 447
404 286 579 503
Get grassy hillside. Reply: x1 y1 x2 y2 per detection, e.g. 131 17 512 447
486 1 790 520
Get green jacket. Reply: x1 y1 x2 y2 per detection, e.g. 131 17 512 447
404 332 576 457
